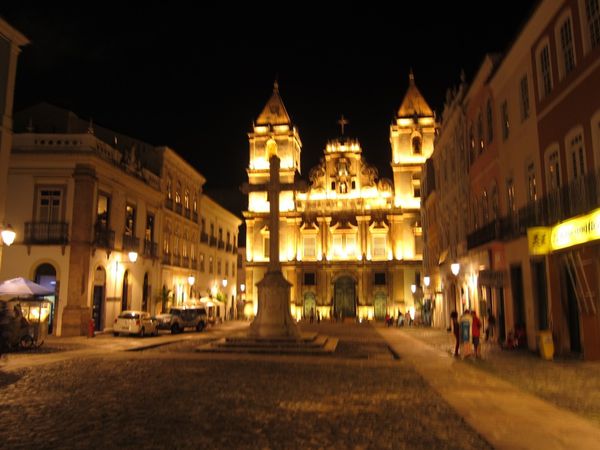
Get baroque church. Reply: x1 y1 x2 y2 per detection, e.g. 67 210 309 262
243 73 436 321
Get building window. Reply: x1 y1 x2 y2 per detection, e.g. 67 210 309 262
501 101 510 140
304 272 316 286
227 231 231 244
200 254 205 272
184 190 190 209
331 181 336 191
333 235 343 257
125 204 136 236
175 183 181 204
303 235 316 258
567 132 586 179
506 178 516 214
491 184 499 219
374 272 386 285
264 237 270 258
217 259 221 275
538 44 553 99
482 190 489 224
201 218 206 234
546 147 561 191
210 223 215 237
372 235 386 258
193 196 197 213
209 256 213 274
166 178 172 199
558 16 576 78
351 180 356 190
96 192 110 229
469 124 476 163
585 0 600 49
145 213 154 242
527 162 537 202
412 136 422 155
412 174 421 198
520 75 530 121
37 188 62 222
486 100 494 143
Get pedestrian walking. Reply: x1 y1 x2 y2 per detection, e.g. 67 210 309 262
450 310 459 357
472 310 482 358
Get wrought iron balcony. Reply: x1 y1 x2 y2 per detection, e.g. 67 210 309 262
181 256 190 268
162 252 171 265
209 236 217 247
94 225 115 249
192 212 198 222
467 220 502 250
200 232 208 243
165 198 173 210
232 245 238 254
218 240 225 249
184 208 191 219
191 259 197 270
25 222 69 245
226 243 232 252
122 234 140 252
175 203 182 214
143 240 158 258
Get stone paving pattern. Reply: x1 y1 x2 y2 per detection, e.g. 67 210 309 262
0 323 492 450
399 326 600 427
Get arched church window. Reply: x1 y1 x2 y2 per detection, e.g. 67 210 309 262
266 138 278 158
412 137 422 155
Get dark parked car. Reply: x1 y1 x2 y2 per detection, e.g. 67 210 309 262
155 307 208 334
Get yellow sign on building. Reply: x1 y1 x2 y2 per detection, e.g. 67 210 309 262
551 208 600 251
527 227 551 255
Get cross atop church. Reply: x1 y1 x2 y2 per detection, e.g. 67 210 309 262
241 155 307 272
338 115 348 136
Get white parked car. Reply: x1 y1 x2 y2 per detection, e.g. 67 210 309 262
113 310 159 337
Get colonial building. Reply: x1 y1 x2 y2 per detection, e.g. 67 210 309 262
428 0 600 359
0 18 28 269
244 77 437 321
1 103 240 335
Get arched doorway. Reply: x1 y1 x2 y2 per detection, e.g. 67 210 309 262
303 292 316 319
374 291 387 321
121 270 131 311
142 273 150 312
92 267 106 331
34 263 57 334
334 276 356 319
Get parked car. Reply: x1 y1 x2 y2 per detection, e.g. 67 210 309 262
155 307 207 334
113 310 158 337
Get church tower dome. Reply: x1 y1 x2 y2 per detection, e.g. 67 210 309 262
390 70 437 210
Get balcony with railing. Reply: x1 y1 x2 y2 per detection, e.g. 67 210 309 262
175 202 182 214
165 198 173 210
192 211 198 222
162 252 171 265
218 240 225 250
226 243 232 252
143 240 158 258
191 259 197 270
181 256 190 268
467 169 600 249
232 245 238 254
200 232 208 244
122 234 140 252
171 254 181 267
209 236 217 247
184 208 191 219
25 222 69 245
93 225 115 249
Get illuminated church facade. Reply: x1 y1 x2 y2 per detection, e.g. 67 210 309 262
243 75 437 321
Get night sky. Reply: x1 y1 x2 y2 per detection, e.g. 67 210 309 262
1 2 537 220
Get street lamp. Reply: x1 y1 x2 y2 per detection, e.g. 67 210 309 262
240 283 245 293
424 276 431 288
188 274 195 300
410 284 417 294
451 262 460 276
222 278 228 288
1 224 16 246
128 251 138 263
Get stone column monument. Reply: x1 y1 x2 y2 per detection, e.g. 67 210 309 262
241 154 305 339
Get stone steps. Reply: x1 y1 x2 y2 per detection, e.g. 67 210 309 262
196 332 338 355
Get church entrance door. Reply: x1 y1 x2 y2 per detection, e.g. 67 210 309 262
374 292 387 321
303 292 316 320
334 276 356 319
